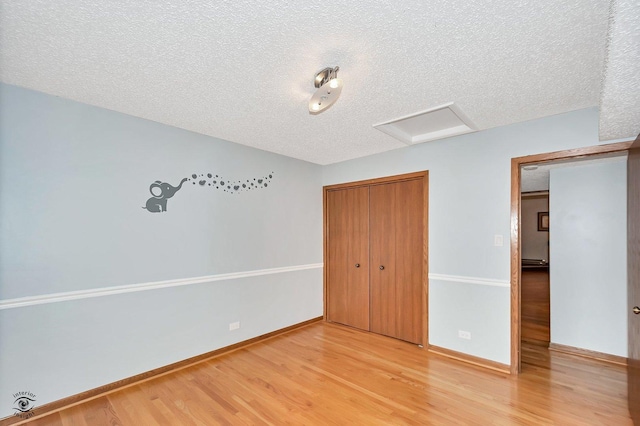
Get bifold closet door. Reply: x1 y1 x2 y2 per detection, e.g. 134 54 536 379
326 187 370 330
369 179 424 344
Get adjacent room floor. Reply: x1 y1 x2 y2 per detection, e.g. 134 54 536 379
20 322 632 425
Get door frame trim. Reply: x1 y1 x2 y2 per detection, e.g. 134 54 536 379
628 134 640 424
323 171 429 347
510 141 632 374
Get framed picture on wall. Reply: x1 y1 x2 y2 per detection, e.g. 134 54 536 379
538 212 549 231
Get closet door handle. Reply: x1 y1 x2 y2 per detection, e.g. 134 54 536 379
379 265 385 270
355 263 360 268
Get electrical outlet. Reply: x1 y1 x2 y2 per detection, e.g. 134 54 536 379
229 321 240 331
458 330 471 340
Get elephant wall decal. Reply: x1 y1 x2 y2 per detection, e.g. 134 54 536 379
142 178 188 213
142 172 274 213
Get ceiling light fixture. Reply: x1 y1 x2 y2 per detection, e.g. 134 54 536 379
309 66 343 114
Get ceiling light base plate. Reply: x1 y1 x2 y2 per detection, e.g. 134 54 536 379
314 66 340 88
309 66 343 114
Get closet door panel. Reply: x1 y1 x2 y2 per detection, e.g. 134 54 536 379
327 187 370 330
370 183 397 337
394 178 424 344
370 179 423 344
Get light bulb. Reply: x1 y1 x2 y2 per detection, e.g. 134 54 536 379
308 74 342 114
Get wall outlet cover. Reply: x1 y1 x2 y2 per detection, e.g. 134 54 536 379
458 330 471 340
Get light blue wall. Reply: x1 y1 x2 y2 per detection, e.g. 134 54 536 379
0 84 322 299
323 108 605 364
0 84 323 417
549 159 627 356
0 82 621 418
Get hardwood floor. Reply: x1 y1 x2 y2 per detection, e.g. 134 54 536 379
17 322 632 425
521 269 550 345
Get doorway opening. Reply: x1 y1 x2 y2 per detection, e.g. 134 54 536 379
510 142 632 374
519 188 549 347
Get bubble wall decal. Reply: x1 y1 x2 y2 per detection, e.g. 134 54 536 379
186 172 274 194
143 172 275 213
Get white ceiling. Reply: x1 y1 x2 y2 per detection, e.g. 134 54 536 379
599 0 640 141
0 1 637 165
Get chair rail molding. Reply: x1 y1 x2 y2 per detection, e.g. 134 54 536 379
0 263 324 310
428 273 510 288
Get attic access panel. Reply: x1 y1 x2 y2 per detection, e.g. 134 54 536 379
373 102 477 145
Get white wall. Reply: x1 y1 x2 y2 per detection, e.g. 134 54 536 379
521 196 549 261
323 107 609 364
0 84 323 418
549 159 627 356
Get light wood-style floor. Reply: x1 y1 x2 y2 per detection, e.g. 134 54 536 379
521 269 550 345
23 322 632 425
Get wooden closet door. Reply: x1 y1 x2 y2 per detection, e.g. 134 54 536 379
370 179 423 344
326 187 370 330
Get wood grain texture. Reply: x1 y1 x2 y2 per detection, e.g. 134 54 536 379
323 171 429 191
370 179 423 344
548 343 627 366
510 142 632 374
511 141 633 165
324 171 428 347
7 322 633 425
628 134 640 424
421 172 429 348
510 157 522 374
369 181 397 339
428 345 510 373
0 317 322 426
326 187 370 330
396 179 424 345
521 269 550 345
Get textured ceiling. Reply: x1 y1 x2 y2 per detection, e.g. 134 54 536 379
0 1 625 164
599 0 640 141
